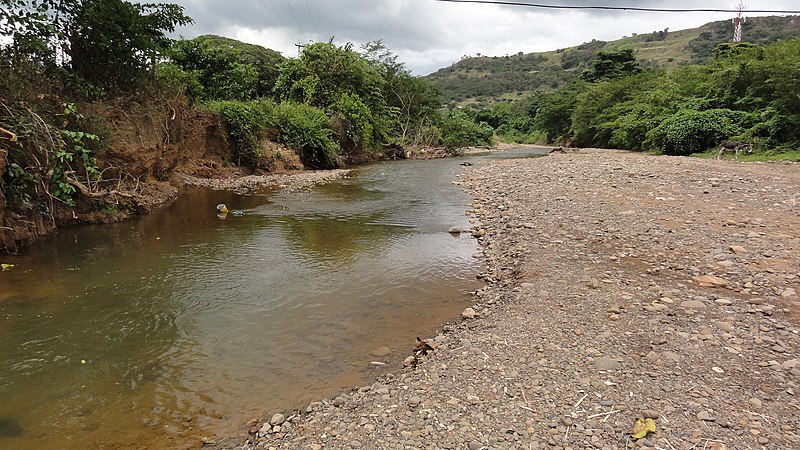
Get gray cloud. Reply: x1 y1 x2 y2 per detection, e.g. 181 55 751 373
154 0 799 74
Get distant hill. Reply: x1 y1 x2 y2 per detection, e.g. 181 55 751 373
425 15 800 107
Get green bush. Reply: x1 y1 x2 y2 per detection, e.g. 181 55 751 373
330 92 375 152
206 100 272 165
646 108 750 155
439 109 494 150
268 102 340 169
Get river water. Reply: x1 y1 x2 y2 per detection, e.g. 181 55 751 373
0 147 548 449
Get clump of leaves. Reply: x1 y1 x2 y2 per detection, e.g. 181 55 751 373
268 101 340 169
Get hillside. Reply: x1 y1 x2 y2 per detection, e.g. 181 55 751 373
426 15 800 107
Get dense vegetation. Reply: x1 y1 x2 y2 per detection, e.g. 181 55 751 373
427 15 800 107
1 0 490 226
475 40 800 156
2 1 799 242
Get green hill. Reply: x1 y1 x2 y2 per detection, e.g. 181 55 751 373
426 15 800 107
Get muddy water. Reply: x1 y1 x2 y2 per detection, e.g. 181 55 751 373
0 148 548 449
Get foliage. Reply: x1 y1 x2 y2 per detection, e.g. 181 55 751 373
330 92 375 153
273 41 390 155
532 82 585 144
193 35 285 98
205 100 271 166
168 38 259 101
268 102 340 169
1 102 101 208
361 40 440 146
645 109 749 156
581 49 642 82
67 0 192 91
438 109 493 150
0 0 192 93
688 16 800 62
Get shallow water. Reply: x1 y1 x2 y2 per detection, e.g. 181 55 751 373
0 147 548 449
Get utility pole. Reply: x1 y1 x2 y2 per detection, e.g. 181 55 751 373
733 1 746 42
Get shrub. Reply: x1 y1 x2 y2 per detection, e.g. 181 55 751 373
646 108 750 155
439 109 494 150
268 102 340 169
206 100 272 166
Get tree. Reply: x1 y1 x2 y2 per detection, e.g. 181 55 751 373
169 38 259 101
360 40 441 145
274 41 389 153
192 35 285 98
581 49 642 82
67 0 192 91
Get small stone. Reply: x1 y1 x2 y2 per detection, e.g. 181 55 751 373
462 307 478 319
681 300 707 309
594 357 621 371
642 410 660 419
448 226 462 235
468 441 482 450
757 436 770 445
748 398 762 408
269 413 285 426
693 275 727 288
333 395 347 407
730 245 747 254
408 396 422 407
403 355 417 367
371 346 391 357
713 321 734 332
697 410 715 421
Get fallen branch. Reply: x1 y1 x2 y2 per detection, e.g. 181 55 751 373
0 126 17 142
66 177 137 199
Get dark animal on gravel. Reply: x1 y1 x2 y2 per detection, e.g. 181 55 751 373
717 140 752 160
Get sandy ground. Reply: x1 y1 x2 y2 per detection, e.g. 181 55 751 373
219 149 799 450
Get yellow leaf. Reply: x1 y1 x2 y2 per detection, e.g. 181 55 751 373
1 263 15 271
630 417 656 439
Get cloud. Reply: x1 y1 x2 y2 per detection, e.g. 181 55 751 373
157 0 800 75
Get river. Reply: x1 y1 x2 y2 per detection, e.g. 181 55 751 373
0 147 548 449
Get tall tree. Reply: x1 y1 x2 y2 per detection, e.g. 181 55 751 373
67 0 192 91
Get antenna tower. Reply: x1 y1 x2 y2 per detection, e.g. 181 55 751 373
733 1 746 42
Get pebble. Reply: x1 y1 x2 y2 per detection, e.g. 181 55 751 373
462 307 478 319
594 357 621 371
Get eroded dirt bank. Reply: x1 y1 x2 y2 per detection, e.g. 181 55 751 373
227 150 799 450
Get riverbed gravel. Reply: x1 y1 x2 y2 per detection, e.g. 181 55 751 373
179 169 351 193
221 149 799 450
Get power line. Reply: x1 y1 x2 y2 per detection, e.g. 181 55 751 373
285 0 308 43
304 0 321 42
268 0 297 46
430 0 800 14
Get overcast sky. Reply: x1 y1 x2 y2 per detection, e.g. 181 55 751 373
162 0 800 75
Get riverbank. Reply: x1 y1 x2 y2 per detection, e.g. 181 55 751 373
224 149 799 449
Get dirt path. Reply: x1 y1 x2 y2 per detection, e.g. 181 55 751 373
225 150 799 450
